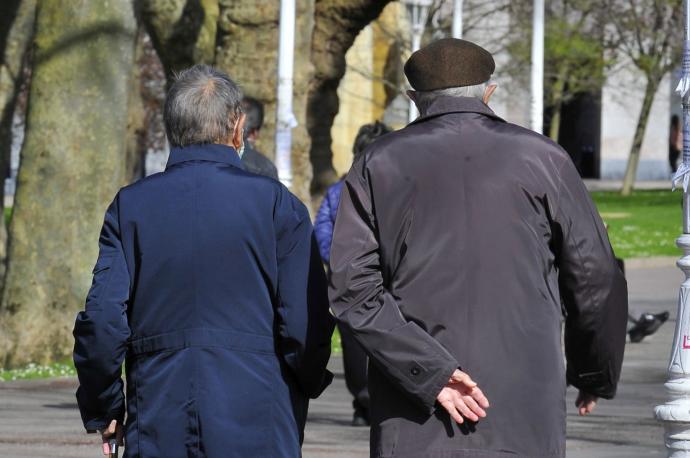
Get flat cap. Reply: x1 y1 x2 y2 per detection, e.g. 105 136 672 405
404 38 495 91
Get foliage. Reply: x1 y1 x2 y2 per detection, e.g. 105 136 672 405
505 0 609 139
592 190 681 259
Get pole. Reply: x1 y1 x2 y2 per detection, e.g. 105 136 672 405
452 0 463 39
406 1 431 124
275 0 297 188
530 0 544 133
655 1 690 455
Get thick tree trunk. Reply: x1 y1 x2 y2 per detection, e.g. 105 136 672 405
0 0 37 287
307 0 391 195
215 0 316 204
139 1 316 203
0 0 137 366
125 31 147 183
621 78 659 196
137 0 218 78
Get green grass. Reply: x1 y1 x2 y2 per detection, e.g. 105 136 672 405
591 190 682 259
331 327 342 354
0 359 76 381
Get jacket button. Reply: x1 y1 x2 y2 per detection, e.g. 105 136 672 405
411 367 421 376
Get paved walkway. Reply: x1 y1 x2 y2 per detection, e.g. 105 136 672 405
0 258 681 457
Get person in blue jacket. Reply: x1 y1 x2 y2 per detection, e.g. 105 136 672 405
314 121 391 426
73 64 334 458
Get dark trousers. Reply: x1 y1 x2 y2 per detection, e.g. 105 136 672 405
670 146 680 173
338 323 369 413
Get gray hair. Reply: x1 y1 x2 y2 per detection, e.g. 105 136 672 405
412 81 488 115
164 64 243 147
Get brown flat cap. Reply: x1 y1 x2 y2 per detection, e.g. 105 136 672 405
404 38 495 91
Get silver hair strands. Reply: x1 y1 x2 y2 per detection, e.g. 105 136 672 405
412 81 490 116
164 64 244 148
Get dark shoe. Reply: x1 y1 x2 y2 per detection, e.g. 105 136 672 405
352 408 370 427
628 311 670 343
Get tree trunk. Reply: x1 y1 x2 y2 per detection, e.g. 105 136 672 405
307 0 392 195
0 0 37 288
547 67 567 143
549 106 561 143
621 78 659 196
125 31 147 183
215 0 316 204
0 0 137 366
137 0 218 79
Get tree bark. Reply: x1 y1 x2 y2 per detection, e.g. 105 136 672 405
0 0 38 288
0 0 137 366
547 66 568 142
137 0 219 79
307 0 392 194
125 31 147 183
621 77 659 196
215 0 316 204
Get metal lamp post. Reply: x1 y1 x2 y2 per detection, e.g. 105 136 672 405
655 1 690 455
530 0 544 133
452 0 464 39
275 0 298 188
403 0 432 123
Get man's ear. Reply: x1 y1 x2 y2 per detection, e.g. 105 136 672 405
232 113 247 149
483 83 497 104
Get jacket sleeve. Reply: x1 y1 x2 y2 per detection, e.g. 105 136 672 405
551 157 628 399
313 192 334 264
73 194 131 432
275 187 335 398
328 157 458 414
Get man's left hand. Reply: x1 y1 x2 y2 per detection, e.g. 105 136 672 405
575 390 598 416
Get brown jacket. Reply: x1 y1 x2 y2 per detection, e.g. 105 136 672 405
328 96 627 458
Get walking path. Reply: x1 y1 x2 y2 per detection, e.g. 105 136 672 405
0 258 681 457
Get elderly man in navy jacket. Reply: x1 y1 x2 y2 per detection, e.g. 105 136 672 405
73 64 334 457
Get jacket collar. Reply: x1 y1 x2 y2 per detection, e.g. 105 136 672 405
411 96 505 125
165 143 245 170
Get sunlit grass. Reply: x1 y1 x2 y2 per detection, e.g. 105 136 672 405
591 190 681 259
0 359 76 381
331 326 341 354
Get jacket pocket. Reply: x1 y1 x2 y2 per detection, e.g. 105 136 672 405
85 255 115 310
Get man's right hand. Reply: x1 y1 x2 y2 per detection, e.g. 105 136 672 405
436 369 490 424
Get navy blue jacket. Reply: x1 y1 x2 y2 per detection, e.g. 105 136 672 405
313 180 343 264
73 144 334 458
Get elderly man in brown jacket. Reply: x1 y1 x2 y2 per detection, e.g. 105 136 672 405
328 38 628 458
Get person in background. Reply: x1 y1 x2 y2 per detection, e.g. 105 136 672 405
314 121 392 426
670 114 682 174
241 96 279 179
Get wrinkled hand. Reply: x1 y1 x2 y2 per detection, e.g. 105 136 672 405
575 390 598 416
436 369 490 424
99 419 123 456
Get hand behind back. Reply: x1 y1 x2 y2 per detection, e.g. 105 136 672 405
436 369 490 424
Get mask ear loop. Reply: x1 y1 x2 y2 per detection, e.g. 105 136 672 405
232 108 246 159
234 119 246 159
